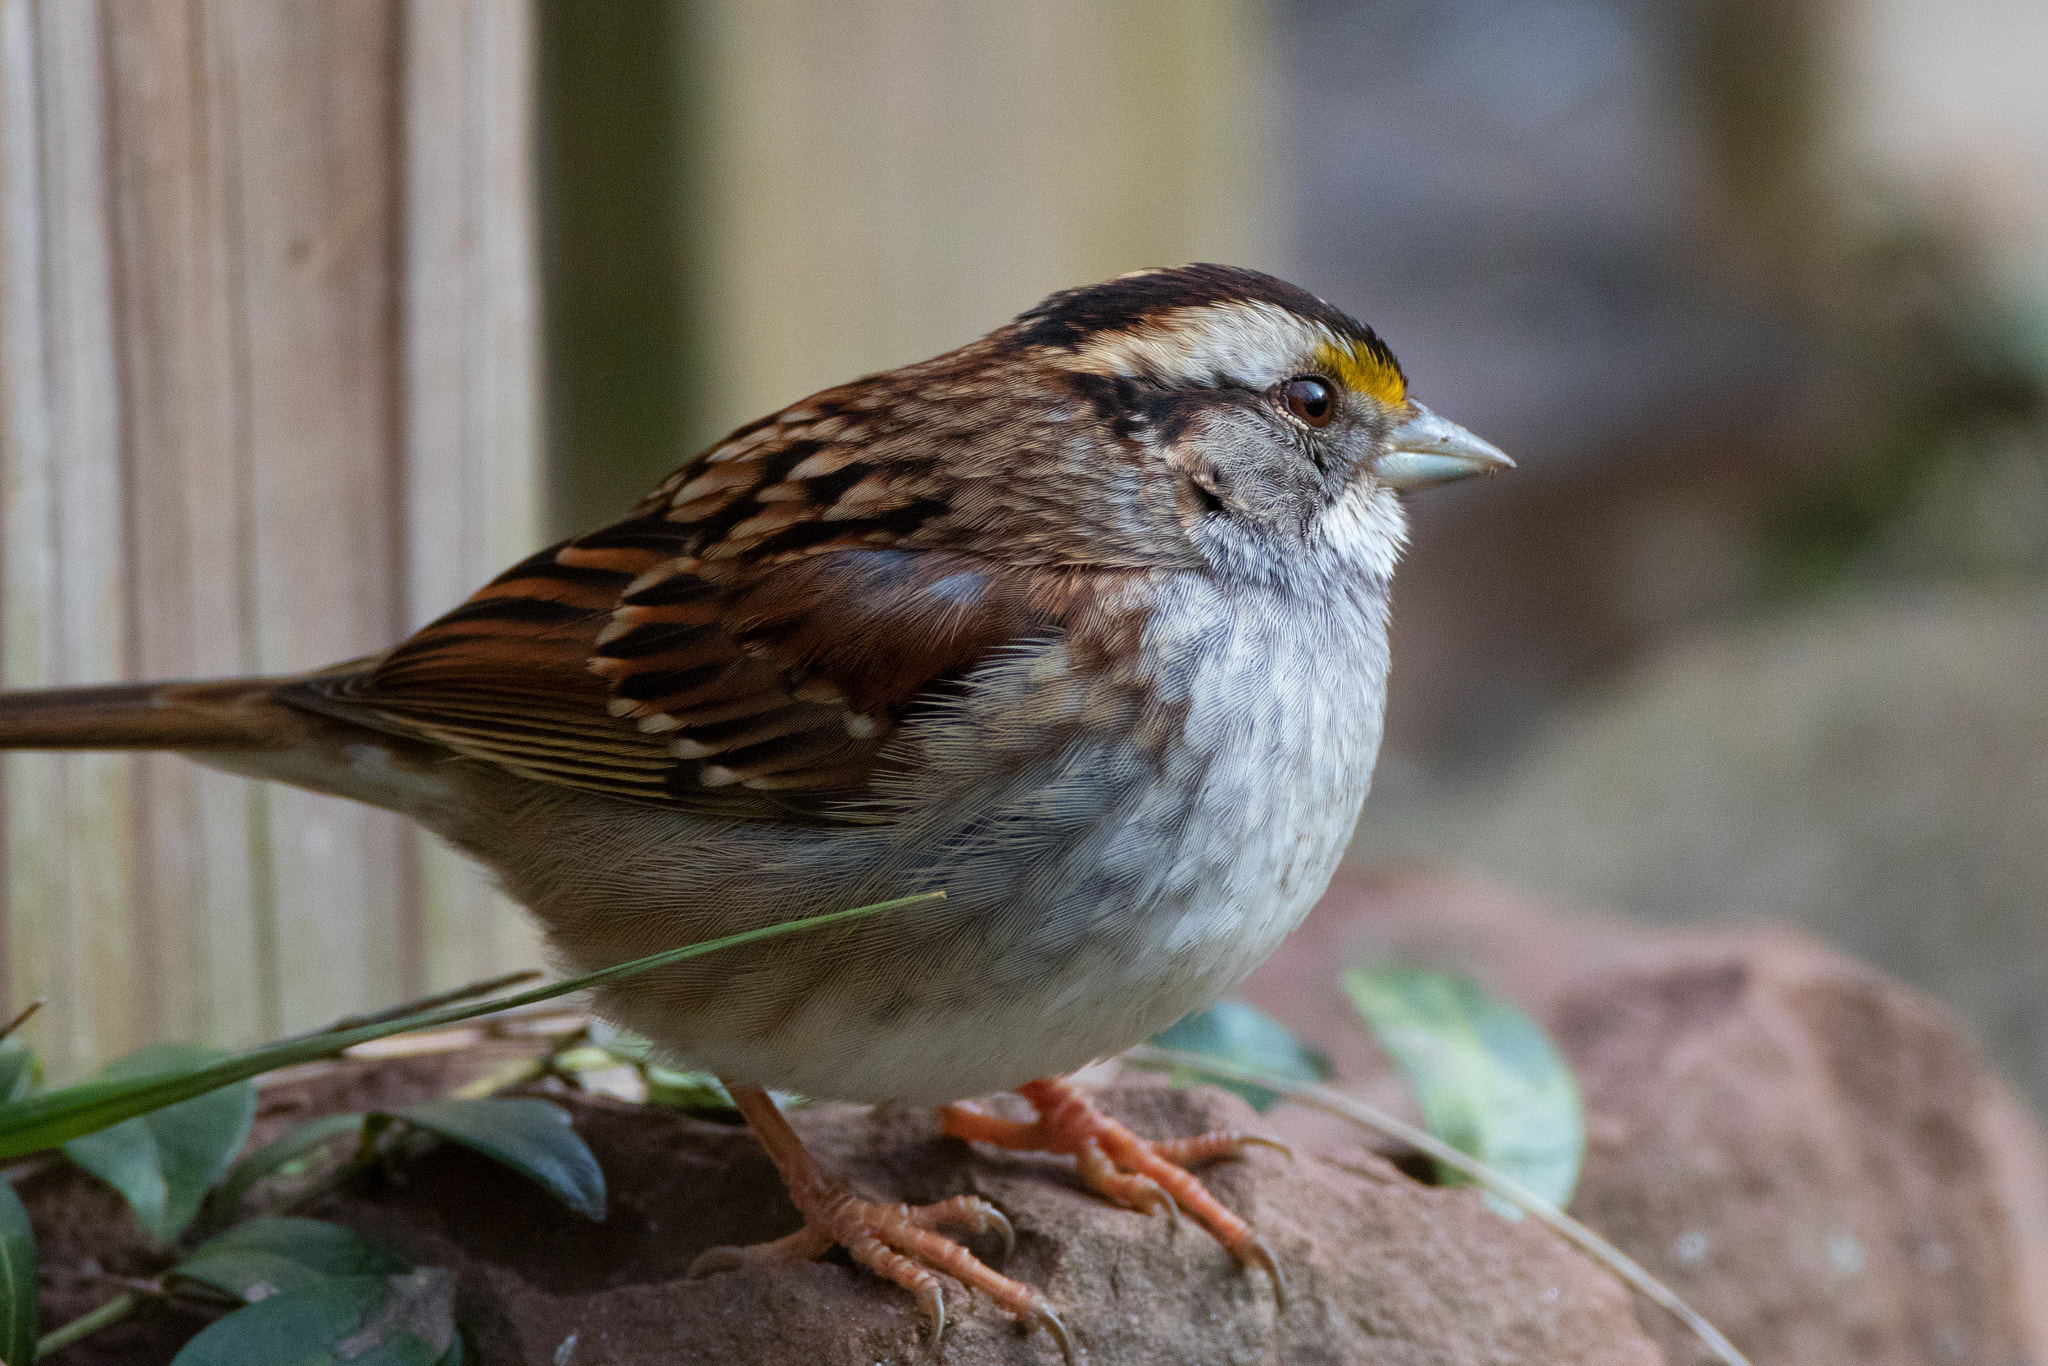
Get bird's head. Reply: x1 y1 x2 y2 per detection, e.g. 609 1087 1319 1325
955 264 1513 581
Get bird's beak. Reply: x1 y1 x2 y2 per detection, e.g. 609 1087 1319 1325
1372 402 1514 492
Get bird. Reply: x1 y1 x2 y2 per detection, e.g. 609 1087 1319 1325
0 264 1508 1359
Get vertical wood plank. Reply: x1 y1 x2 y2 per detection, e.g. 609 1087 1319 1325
207 0 418 1033
402 0 546 991
0 0 139 1081
2 0 543 1074
103 0 272 1050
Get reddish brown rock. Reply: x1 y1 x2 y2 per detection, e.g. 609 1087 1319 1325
27 1066 1664 1366
320 1084 1661 1365
1238 863 2048 1366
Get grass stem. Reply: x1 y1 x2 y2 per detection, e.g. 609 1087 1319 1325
0 1001 41 1047
35 1288 141 1357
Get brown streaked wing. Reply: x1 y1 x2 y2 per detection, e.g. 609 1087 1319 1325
278 378 1104 822
589 548 1104 808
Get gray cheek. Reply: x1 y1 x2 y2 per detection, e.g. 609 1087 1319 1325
1183 407 1321 535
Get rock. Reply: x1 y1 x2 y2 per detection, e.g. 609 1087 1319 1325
312 1084 1661 1366
1238 864 2048 1366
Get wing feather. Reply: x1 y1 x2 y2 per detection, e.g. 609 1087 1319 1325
277 389 1112 823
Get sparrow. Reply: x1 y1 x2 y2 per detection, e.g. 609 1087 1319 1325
0 264 1509 1359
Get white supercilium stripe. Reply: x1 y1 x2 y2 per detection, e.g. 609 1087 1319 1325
1054 300 1350 391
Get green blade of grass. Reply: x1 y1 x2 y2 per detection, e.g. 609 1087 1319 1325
1123 1043 1753 1366
0 891 938 1160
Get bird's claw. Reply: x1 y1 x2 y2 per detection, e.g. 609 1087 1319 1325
1032 1302 1076 1366
689 1183 1064 1361
916 1280 945 1364
941 1078 1289 1313
1237 1133 1294 1161
1244 1234 1288 1311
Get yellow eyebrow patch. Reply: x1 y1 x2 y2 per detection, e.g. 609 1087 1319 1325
1317 339 1407 407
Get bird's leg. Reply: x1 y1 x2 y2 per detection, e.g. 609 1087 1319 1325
690 1080 1073 1362
939 1077 1288 1305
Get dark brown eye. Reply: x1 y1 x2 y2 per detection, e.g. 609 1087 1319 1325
1283 376 1334 428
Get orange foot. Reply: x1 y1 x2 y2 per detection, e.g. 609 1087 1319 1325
939 1077 1289 1304
690 1081 1073 1363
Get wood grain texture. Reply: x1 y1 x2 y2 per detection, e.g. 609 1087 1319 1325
0 0 544 1079
688 0 1282 447
214 0 417 1035
0 0 139 1080
402 0 545 995
104 0 275 1055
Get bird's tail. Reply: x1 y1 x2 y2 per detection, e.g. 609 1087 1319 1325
0 678 302 751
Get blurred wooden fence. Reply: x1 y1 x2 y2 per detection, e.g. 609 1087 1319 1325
685 0 1280 448
0 0 543 1081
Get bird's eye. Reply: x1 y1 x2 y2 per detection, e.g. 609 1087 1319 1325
1282 376 1334 428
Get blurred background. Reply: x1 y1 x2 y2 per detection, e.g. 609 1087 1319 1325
2 0 2044 1114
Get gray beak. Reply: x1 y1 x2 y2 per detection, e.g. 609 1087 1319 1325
1372 402 1514 492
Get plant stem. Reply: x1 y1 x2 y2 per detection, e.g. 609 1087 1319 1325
351 1115 394 1169
36 1289 141 1357
281 969 545 1046
451 1053 548 1101
0 890 941 1161
0 1000 41 1046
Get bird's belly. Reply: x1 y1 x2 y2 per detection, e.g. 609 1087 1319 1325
814 797 1364 1104
465 722 1375 1104
508 776 1361 1104
456 584 1389 1104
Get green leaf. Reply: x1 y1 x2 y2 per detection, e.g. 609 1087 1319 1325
62 1043 257 1240
569 1026 780 1112
1146 1000 1333 1112
218 1103 604 1227
388 1099 603 1220
211 1113 367 1217
0 891 937 1161
1343 962 1584 1216
0 1037 37 1104
172 1217 408 1303
641 1066 736 1111
170 1268 456 1366
64 1116 169 1235
0 1180 37 1366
